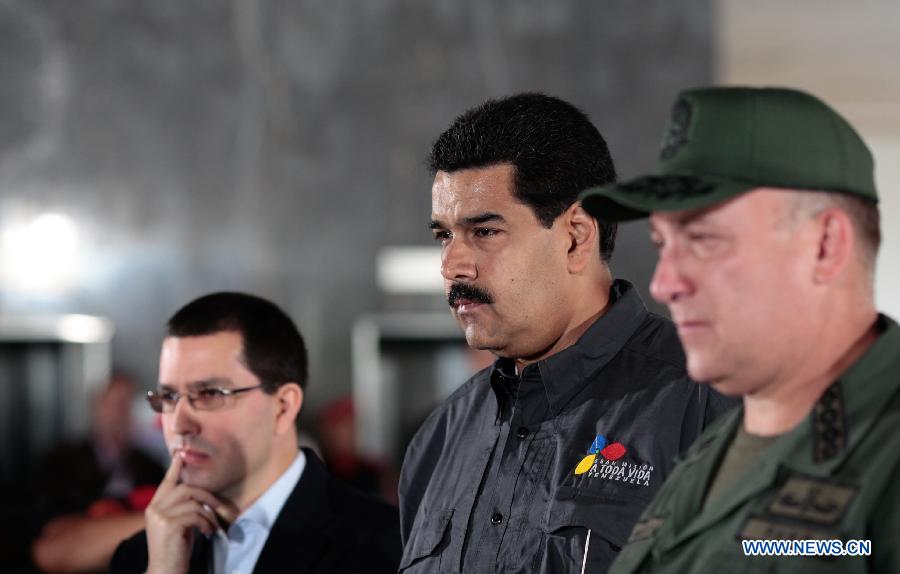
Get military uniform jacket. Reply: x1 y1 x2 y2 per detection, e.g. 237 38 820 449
399 280 736 573
610 315 900 574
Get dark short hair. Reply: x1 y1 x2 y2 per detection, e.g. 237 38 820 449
166 292 308 392
428 93 618 262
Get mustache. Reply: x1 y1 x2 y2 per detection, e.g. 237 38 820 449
448 282 494 308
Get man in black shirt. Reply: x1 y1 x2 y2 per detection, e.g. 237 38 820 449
399 93 735 573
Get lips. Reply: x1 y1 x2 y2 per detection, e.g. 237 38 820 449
672 313 709 332
176 448 210 465
455 299 485 313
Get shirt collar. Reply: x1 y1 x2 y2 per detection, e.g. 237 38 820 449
661 314 900 543
685 314 900 480
226 449 306 535
789 313 900 474
489 279 649 418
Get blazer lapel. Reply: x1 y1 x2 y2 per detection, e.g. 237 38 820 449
252 450 338 574
190 530 211 574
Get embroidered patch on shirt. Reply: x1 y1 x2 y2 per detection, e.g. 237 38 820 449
767 476 857 525
575 434 627 475
738 515 838 541
573 434 652 487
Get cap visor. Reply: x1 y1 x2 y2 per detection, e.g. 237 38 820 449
580 175 756 222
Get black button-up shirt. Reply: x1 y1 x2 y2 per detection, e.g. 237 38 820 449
398 280 736 573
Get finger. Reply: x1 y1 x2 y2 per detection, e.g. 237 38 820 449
151 483 225 516
162 513 217 537
159 452 184 493
182 494 236 531
151 485 215 516
173 485 222 510
157 500 219 529
166 502 220 535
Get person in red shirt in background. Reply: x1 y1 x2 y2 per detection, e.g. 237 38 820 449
316 396 397 505
30 372 165 573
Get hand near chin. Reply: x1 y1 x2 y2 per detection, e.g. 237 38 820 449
145 454 237 574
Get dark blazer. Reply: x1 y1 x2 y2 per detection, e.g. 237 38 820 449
110 449 401 573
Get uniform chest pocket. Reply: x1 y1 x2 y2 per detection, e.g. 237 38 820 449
399 509 454 572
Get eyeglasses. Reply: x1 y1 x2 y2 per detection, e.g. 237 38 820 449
146 385 264 413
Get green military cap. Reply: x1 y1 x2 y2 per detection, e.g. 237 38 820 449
580 87 878 221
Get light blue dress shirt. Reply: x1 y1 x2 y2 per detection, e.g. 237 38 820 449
210 450 306 574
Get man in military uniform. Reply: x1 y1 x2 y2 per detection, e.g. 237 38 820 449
580 86 899 573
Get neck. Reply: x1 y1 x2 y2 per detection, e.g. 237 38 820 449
223 442 298 518
742 312 880 436
515 276 612 372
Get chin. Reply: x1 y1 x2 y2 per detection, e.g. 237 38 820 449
686 357 722 386
465 337 496 352
688 364 745 397
706 378 745 398
464 334 506 356
180 468 218 489
462 325 489 348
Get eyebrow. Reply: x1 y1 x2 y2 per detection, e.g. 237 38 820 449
429 212 506 229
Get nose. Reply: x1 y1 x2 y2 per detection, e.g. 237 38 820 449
649 248 694 304
440 236 477 282
169 394 200 437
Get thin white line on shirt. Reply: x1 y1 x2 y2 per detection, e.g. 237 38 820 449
581 529 592 574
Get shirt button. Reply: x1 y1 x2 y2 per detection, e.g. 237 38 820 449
490 512 503 525
516 427 529 439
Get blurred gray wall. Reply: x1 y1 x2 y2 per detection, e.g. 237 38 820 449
0 0 711 410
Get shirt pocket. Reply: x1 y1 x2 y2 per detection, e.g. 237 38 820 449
399 509 454 572
539 489 652 572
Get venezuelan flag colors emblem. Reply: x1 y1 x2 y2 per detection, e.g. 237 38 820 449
574 433 629 474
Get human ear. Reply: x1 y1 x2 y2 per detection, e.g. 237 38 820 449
274 383 303 435
812 209 853 284
565 202 599 273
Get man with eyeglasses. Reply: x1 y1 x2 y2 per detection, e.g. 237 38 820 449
110 292 401 573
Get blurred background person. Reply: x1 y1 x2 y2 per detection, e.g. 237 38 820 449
315 395 397 504
30 372 165 574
